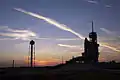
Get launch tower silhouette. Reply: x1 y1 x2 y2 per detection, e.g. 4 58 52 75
66 22 99 63
83 21 99 63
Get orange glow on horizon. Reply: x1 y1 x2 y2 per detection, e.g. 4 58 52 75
24 56 61 66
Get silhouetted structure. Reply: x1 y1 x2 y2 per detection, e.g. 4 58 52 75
29 40 35 67
12 60 15 67
62 56 63 64
66 22 99 64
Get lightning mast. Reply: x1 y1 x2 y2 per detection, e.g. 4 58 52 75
92 21 94 32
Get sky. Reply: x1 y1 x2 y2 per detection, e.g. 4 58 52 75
0 0 120 67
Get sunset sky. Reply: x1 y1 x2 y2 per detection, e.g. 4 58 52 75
0 0 120 67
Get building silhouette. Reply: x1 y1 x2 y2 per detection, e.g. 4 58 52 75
66 22 99 64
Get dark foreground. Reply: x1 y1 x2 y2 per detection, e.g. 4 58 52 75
0 63 120 80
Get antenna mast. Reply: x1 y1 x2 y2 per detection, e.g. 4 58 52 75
92 21 94 32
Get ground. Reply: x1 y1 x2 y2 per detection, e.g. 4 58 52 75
0 63 120 80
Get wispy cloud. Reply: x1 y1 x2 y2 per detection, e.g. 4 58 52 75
14 8 85 40
105 5 112 8
84 0 98 4
37 38 80 41
100 28 120 38
58 44 81 48
56 38 80 41
0 26 38 40
84 0 112 8
100 28 113 34
0 38 17 40
0 27 81 41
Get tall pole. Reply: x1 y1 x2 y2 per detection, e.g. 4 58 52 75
31 44 33 67
34 44 35 67
30 40 35 68
12 60 15 68
28 45 30 67
92 21 94 32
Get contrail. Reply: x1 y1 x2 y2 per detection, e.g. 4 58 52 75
100 43 120 53
14 8 84 40
14 8 120 53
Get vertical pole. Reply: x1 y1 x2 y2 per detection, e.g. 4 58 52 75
34 45 35 67
92 21 94 32
31 44 33 67
12 60 14 68
62 56 63 64
30 40 35 68
28 45 30 67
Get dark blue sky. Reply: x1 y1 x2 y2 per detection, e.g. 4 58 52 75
0 0 120 66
